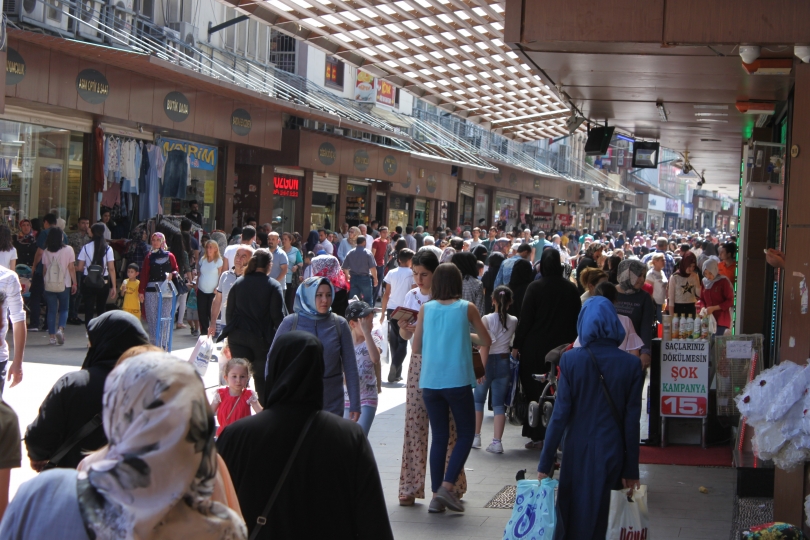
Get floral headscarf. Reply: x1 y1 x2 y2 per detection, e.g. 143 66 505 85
150 232 168 252
294 276 334 320
310 254 348 291
440 247 456 263
490 238 511 256
76 353 246 540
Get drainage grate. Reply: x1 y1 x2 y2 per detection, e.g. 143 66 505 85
729 498 773 540
484 485 516 509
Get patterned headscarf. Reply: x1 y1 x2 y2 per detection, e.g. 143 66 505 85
617 259 648 291
294 276 334 320
150 232 168 252
440 247 456 263
76 353 246 540
310 254 348 291
490 238 511 256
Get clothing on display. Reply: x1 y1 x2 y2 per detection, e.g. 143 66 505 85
162 149 191 200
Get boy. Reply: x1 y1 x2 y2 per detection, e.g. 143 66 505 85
379 248 415 382
645 253 668 323
343 300 381 435
120 263 141 319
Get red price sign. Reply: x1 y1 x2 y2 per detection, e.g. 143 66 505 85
661 396 707 417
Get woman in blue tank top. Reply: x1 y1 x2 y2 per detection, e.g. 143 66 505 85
412 263 491 514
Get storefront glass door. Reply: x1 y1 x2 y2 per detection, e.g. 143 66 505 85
273 196 296 234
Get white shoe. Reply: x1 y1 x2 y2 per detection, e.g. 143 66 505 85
486 440 504 454
56 328 65 345
472 434 481 449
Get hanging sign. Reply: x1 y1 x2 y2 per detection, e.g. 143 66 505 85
76 69 109 104
660 339 709 418
354 71 375 102
353 149 370 172
6 48 25 86
375 79 395 107
382 155 397 176
318 142 337 166
273 175 299 198
164 91 190 122
231 108 252 136
160 138 217 171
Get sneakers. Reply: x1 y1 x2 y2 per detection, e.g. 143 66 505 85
428 498 446 513
436 486 464 513
472 434 481 449
486 440 504 454
56 328 65 345
49 337 57 345
27 326 39 332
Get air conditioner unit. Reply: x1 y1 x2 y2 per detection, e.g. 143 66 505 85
579 186 600 207
168 22 198 47
4 0 70 35
598 198 612 213
69 0 105 42
104 0 134 47
743 182 783 210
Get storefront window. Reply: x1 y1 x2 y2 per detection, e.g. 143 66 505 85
345 183 368 226
460 195 473 227
474 191 489 227
0 120 83 231
272 174 299 234
388 195 410 230
495 196 519 229
159 138 217 231
312 192 336 231
414 199 427 228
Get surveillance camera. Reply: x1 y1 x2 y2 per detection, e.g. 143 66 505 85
795 45 810 63
739 45 761 64
682 163 694 175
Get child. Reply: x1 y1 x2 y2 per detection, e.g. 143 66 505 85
185 285 199 336
211 357 262 437
472 286 518 454
120 263 141 319
380 248 415 382
343 300 381 436
301 251 315 281
646 252 668 323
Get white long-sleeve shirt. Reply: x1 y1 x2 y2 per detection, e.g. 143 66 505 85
0 267 25 364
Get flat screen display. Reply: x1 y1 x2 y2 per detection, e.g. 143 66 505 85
632 141 660 168
584 126 615 156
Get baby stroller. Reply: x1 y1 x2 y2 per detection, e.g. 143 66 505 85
527 343 571 428
16 264 32 298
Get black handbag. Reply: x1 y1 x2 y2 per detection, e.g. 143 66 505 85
507 380 529 427
171 274 189 295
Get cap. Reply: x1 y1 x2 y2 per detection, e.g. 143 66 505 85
345 300 374 321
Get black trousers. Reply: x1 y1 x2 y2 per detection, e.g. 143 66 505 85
387 309 409 381
27 273 44 327
197 291 215 334
83 281 110 327
284 283 297 315
227 330 270 404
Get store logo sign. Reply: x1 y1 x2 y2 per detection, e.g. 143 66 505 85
6 48 25 86
76 69 109 104
427 175 437 193
318 142 337 166
476 170 485 179
533 178 541 190
164 91 190 122
509 173 518 188
161 138 217 171
494 172 502 183
383 155 397 175
402 169 412 188
354 149 370 171
231 108 252 136
273 175 299 198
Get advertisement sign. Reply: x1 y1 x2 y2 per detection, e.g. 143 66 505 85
660 340 709 418
681 203 694 220
665 198 681 214
160 138 217 171
354 71 375 102
273 175 299 198
532 198 553 216
647 194 666 211
557 214 573 227
376 79 395 107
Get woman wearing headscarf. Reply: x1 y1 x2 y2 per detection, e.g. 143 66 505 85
507 258 534 318
305 230 320 254
218 249 287 403
667 251 701 317
512 249 581 448
309 253 350 316
451 251 485 317
575 241 603 295
218 332 392 539
24 311 149 471
440 246 456 264
267 277 360 418
614 259 656 370
700 259 734 336
481 251 504 315
5 353 247 540
138 232 179 348
537 297 644 540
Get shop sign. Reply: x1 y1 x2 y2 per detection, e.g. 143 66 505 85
557 214 573 227
354 71 375 102
160 138 217 171
273 175 299 198
494 172 502 183
346 183 367 195
532 198 552 216
390 195 406 210
75 69 110 104
533 178 541 191
427 174 437 193
665 198 681 214
660 340 709 418
231 108 252 136
6 48 25 86
402 170 412 188
353 149 370 172
476 170 485 180
509 173 518 188
375 79 395 107
318 142 337 166
382 155 397 176
682 203 694 220
647 194 666 211
164 91 190 122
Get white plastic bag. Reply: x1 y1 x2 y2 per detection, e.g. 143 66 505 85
767 364 810 422
373 318 389 364
606 486 649 540
189 335 214 376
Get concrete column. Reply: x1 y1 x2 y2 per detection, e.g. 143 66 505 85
258 166 275 226
301 169 314 234
367 183 378 223
222 143 236 232
337 175 349 227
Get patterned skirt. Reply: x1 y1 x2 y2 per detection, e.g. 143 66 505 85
398 352 467 499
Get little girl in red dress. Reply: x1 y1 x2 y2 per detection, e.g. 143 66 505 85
211 357 263 437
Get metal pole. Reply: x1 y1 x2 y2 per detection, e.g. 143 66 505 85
660 417 667 448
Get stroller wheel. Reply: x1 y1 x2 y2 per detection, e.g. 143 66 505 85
542 401 554 428
528 401 540 428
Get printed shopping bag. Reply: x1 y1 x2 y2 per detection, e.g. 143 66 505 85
503 478 558 540
504 355 520 408
606 485 649 540
189 335 214 376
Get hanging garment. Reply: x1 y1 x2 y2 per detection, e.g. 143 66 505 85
162 149 188 200
138 141 149 194
139 144 165 221
100 180 121 208
94 127 105 193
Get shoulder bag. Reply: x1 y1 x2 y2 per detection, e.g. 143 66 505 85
84 245 106 290
42 414 102 470
249 411 318 540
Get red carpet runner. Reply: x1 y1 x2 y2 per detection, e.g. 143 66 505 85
639 445 733 467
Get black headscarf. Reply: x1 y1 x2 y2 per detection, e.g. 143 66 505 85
472 245 488 263
83 311 149 369
263 331 324 409
305 231 320 254
508 258 535 317
451 251 479 280
482 251 505 293
539 248 563 279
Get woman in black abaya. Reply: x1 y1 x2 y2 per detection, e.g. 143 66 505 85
507 258 534 318
217 331 393 540
512 249 581 448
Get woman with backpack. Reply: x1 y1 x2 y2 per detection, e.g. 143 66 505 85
76 224 116 327
138 232 179 348
41 228 78 345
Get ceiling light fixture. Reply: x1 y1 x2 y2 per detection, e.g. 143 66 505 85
795 45 810 63
656 100 668 122
739 45 761 64
490 109 569 124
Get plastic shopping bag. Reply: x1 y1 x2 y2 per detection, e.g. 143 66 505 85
606 485 649 540
502 478 558 540
189 335 214 377
504 355 520 408
373 318 389 364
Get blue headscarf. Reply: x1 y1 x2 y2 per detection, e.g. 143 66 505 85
294 276 334 320
577 296 626 347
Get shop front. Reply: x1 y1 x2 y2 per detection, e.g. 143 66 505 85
413 198 428 228
474 186 490 228
458 182 475 228
388 193 411 229
270 168 301 234
531 197 555 232
393 159 457 232
664 198 682 232
495 191 520 231
345 181 369 226
647 194 667 231
159 137 218 231
312 173 339 230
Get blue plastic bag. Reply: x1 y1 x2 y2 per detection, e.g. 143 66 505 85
504 355 520 408
503 478 558 540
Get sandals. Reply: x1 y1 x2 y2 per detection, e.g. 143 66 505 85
524 440 544 450
399 496 415 507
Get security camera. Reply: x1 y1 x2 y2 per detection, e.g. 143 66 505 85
739 45 761 64
795 45 810 63
682 162 694 175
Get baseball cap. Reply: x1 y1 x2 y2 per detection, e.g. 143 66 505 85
345 300 374 321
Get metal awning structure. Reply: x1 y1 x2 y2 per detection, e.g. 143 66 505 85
222 0 571 140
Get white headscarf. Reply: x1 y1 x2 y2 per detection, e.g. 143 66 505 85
77 353 246 540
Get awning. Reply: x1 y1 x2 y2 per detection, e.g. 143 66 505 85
629 174 672 198
370 107 414 130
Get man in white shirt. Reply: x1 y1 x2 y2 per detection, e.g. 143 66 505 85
222 226 256 270
317 229 334 255
0 267 26 393
358 224 374 251
378 248 415 382
208 246 253 336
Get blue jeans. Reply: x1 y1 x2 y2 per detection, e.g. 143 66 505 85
349 274 374 307
343 405 377 436
422 385 475 493
44 288 70 335
375 265 385 299
473 353 511 415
